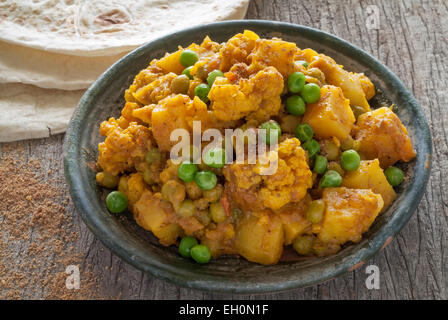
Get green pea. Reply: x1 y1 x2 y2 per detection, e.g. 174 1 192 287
207 70 224 86
327 161 345 176
170 74 190 94
340 149 361 171
96 171 119 189
195 170 217 190
306 199 326 223
179 236 198 258
190 244 211 264
177 199 196 218
210 202 227 223
286 95 306 116
143 168 155 185
287 72 306 93
178 161 198 182
296 60 309 68
203 185 223 202
313 155 328 175
294 123 314 142
182 66 194 79
320 170 342 188
340 136 355 151
194 83 210 103
195 209 211 226
293 235 314 255
106 191 128 214
179 49 198 67
260 120 282 145
145 148 162 165
351 105 367 119
196 65 208 80
302 139 320 158
385 166 404 187
301 83 321 103
203 147 226 168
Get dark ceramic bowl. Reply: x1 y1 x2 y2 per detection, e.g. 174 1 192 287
64 20 432 294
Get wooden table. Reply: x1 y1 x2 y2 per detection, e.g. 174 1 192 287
1 0 447 299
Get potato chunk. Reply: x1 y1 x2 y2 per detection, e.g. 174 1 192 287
354 107 416 168
133 192 181 246
277 196 312 245
303 85 355 140
235 212 284 265
309 54 374 111
151 94 191 152
342 159 396 211
155 50 185 75
318 188 383 247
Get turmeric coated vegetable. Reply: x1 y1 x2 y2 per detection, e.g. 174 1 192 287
235 211 284 265
96 31 416 265
303 85 355 141
354 107 416 168
342 159 396 211
318 188 384 252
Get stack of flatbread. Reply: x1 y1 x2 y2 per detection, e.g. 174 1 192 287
0 0 249 142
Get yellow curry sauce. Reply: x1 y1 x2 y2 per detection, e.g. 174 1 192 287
95 30 416 265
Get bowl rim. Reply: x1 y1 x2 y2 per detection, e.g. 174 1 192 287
63 19 432 294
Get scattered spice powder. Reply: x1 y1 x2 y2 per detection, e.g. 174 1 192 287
0 153 103 299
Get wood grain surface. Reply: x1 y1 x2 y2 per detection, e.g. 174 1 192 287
1 0 447 299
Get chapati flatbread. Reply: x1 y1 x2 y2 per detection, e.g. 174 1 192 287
0 84 84 142
0 41 126 90
0 0 250 57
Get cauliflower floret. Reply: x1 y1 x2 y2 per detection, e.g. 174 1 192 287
223 138 313 211
99 117 124 136
209 66 284 123
132 72 177 105
219 30 260 72
246 93 282 125
208 77 259 121
250 38 301 78
151 94 238 152
97 121 153 175
316 187 384 253
125 172 147 207
354 107 416 168
124 65 163 104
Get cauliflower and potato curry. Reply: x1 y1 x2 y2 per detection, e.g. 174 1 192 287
96 31 415 265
